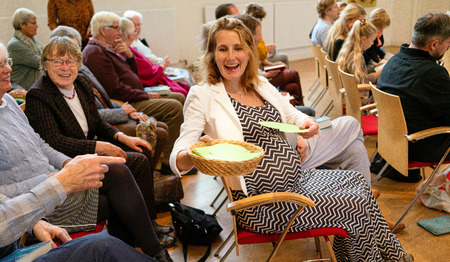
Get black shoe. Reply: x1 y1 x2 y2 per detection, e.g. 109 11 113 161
370 153 386 174
152 221 173 234
384 167 422 183
156 232 176 248
156 163 173 175
184 166 197 175
153 248 174 262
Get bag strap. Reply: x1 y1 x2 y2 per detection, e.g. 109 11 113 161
182 242 212 262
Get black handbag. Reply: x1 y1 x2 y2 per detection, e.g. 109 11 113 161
169 202 222 262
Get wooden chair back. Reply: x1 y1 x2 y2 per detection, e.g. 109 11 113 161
324 54 343 116
338 67 363 124
370 83 409 176
311 44 327 87
443 49 450 75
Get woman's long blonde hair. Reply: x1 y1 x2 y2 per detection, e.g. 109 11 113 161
336 19 376 83
198 17 260 90
324 3 366 59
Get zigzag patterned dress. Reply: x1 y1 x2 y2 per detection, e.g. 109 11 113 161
229 97 406 261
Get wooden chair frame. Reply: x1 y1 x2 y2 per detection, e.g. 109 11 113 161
214 176 345 262
370 83 450 231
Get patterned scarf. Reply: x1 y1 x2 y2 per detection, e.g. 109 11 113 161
13 30 43 55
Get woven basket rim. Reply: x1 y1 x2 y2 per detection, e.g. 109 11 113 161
187 140 264 177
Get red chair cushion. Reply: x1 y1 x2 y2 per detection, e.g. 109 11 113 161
362 115 378 136
237 227 347 245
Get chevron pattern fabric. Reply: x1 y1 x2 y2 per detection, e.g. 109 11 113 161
229 97 406 261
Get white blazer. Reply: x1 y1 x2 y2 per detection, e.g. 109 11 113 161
169 76 310 193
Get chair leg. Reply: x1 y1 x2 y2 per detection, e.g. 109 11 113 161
219 242 236 262
212 196 229 216
369 148 378 163
323 236 337 262
320 101 334 117
311 87 329 108
314 237 322 258
215 230 234 256
210 187 225 206
308 80 321 99
392 164 444 231
371 162 389 185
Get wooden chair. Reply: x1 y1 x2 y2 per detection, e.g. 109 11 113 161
370 83 450 231
309 45 329 108
308 44 321 93
214 176 347 262
323 53 345 117
338 66 377 137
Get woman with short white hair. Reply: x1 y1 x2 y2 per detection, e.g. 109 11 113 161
7 8 43 90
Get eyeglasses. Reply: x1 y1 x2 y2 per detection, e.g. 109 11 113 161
28 21 37 25
46 59 77 67
0 58 13 70
106 25 121 31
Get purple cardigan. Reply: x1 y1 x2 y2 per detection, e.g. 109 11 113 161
82 39 149 103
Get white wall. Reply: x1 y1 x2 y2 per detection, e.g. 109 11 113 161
1 0 449 66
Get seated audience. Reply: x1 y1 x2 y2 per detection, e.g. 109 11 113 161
24 37 176 249
170 17 413 262
83 11 184 170
0 42 172 261
324 3 366 60
7 8 43 90
215 3 240 19
336 19 379 104
235 14 312 113
245 3 289 66
50 25 169 171
364 8 391 69
310 0 340 47
47 0 94 48
376 12 450 182
123 10 195 87
119 18 190 97
0 154 157 262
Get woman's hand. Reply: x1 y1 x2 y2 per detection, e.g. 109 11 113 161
95 141 127 159
121 102 136 115
266 70 281 78
33 220 72 248
160 56 170 70
176 135 214 172
296 135 308 162
118 134 152 153
299 118 320 139
8 89 27 98
200 135 213 142
129 112 149 122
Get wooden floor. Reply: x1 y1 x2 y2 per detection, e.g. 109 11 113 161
156 47 450 262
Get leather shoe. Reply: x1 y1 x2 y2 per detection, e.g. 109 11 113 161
157 231 176 248
384 167 422 183
153 248 174 262
153 221 173 234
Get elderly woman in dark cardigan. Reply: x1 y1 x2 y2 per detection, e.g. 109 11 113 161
24 36 176 250
50 25 169 171
0 41 173 261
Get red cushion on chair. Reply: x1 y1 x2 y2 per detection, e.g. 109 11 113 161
237 227 347 245
408 160 450 169
69 221 106 239
362 115 378 136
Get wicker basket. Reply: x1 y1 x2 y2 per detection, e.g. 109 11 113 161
188 140 265 177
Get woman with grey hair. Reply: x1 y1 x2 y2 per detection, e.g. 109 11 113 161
124 10 195 86
7 8 43 90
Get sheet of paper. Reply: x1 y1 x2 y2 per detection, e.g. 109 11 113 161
192 143 260 161
259 121 309 133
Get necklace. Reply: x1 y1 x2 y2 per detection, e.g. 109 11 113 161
240 88 247 99
61 89 76 99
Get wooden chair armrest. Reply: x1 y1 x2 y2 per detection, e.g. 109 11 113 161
339 88 345 94
405 126 450 142
357 84 372 91
227 192 315 214
110 99 125 105
360 103 376 112
370 108 378 115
